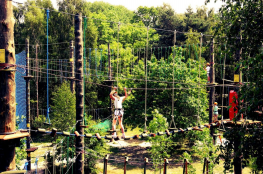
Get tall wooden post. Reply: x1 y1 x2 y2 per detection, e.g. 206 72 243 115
36 44 39 118
75 13 84 174
0 0 16 171
209 38 215 124
25 38 32 171
234 32 242 174
70 40 75 93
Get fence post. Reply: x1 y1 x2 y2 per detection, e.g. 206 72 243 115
203 158 207 174
144 157 148 174
53 146 56 174
206 159 209 174
183 159 188 174
163 158 168 174
103 154 109 174
124 156 129 174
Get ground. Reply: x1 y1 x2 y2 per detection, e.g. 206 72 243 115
20 127 252 174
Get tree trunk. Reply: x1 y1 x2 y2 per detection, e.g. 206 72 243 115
0 0 16 171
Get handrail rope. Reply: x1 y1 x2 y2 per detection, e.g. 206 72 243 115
170 30 176 129
116 22 120 90
219 43 227 131
26 64 219 88
46 8 50 124
83 17 87 126
144 26 149 132
27 67 236 90
198 34 203 126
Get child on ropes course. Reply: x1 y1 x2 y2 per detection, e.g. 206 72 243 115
110 87 132 139
205 63 210 83
214 102 218 122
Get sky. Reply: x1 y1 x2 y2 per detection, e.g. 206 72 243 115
14 0 225 14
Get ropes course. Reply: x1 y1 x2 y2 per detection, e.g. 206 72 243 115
6 3 261 174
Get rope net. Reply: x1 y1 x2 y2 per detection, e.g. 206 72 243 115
15 50 27 129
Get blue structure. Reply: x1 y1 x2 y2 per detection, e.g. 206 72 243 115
15 50 26 129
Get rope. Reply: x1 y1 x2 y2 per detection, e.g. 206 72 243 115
198 34 203 126
83 17 87 126
219 43 227 131
144 27 149 132
116 22 120 90
46 9 50 125
170 30 176 129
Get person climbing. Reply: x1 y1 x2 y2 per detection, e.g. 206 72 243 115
110 87 132 139
214 102 218 122
205 63 210 83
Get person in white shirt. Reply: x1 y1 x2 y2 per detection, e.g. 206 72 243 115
110 87 132 139
205 63 210 83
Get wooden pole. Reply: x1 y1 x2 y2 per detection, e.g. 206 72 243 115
25 38 32 171
124 157 128 174
36 43 39 118
70 40 75 93
75 13 84 174
144 157 148 174
234 32 242 174
0 0 16 171
209 38 215 124
163 158 168 174
202 158 206 174
103 154 109 174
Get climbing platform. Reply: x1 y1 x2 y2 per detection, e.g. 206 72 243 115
218 119 261 126
0 170 27 174
0 131 29 140
26 147 38 152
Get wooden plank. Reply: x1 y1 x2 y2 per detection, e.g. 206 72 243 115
0 170 26 174
0 132 29 140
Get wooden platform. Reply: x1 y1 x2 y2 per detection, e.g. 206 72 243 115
254 111 263 115
26 147 38 152
218 119 261 126
0 170 26 174
0 131 29 140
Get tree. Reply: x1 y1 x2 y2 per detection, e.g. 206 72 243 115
51 81 76 131
206 0 263 172
132 6 159 27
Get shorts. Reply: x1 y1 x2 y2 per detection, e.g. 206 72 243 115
114 109 124 117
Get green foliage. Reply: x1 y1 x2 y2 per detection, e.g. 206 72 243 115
148 109 168 133
191 129 218 173
181 151 196 174
147 110 171 171
206 0 263 172
15 116 27 170
119 47 208 128
51 81 76 131
31 114 46 128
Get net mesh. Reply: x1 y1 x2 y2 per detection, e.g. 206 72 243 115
15 50 26 129
91 119 111 132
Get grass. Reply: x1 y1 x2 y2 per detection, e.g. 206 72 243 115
96 161 252 174
30 142 52 163
29 127 253 174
